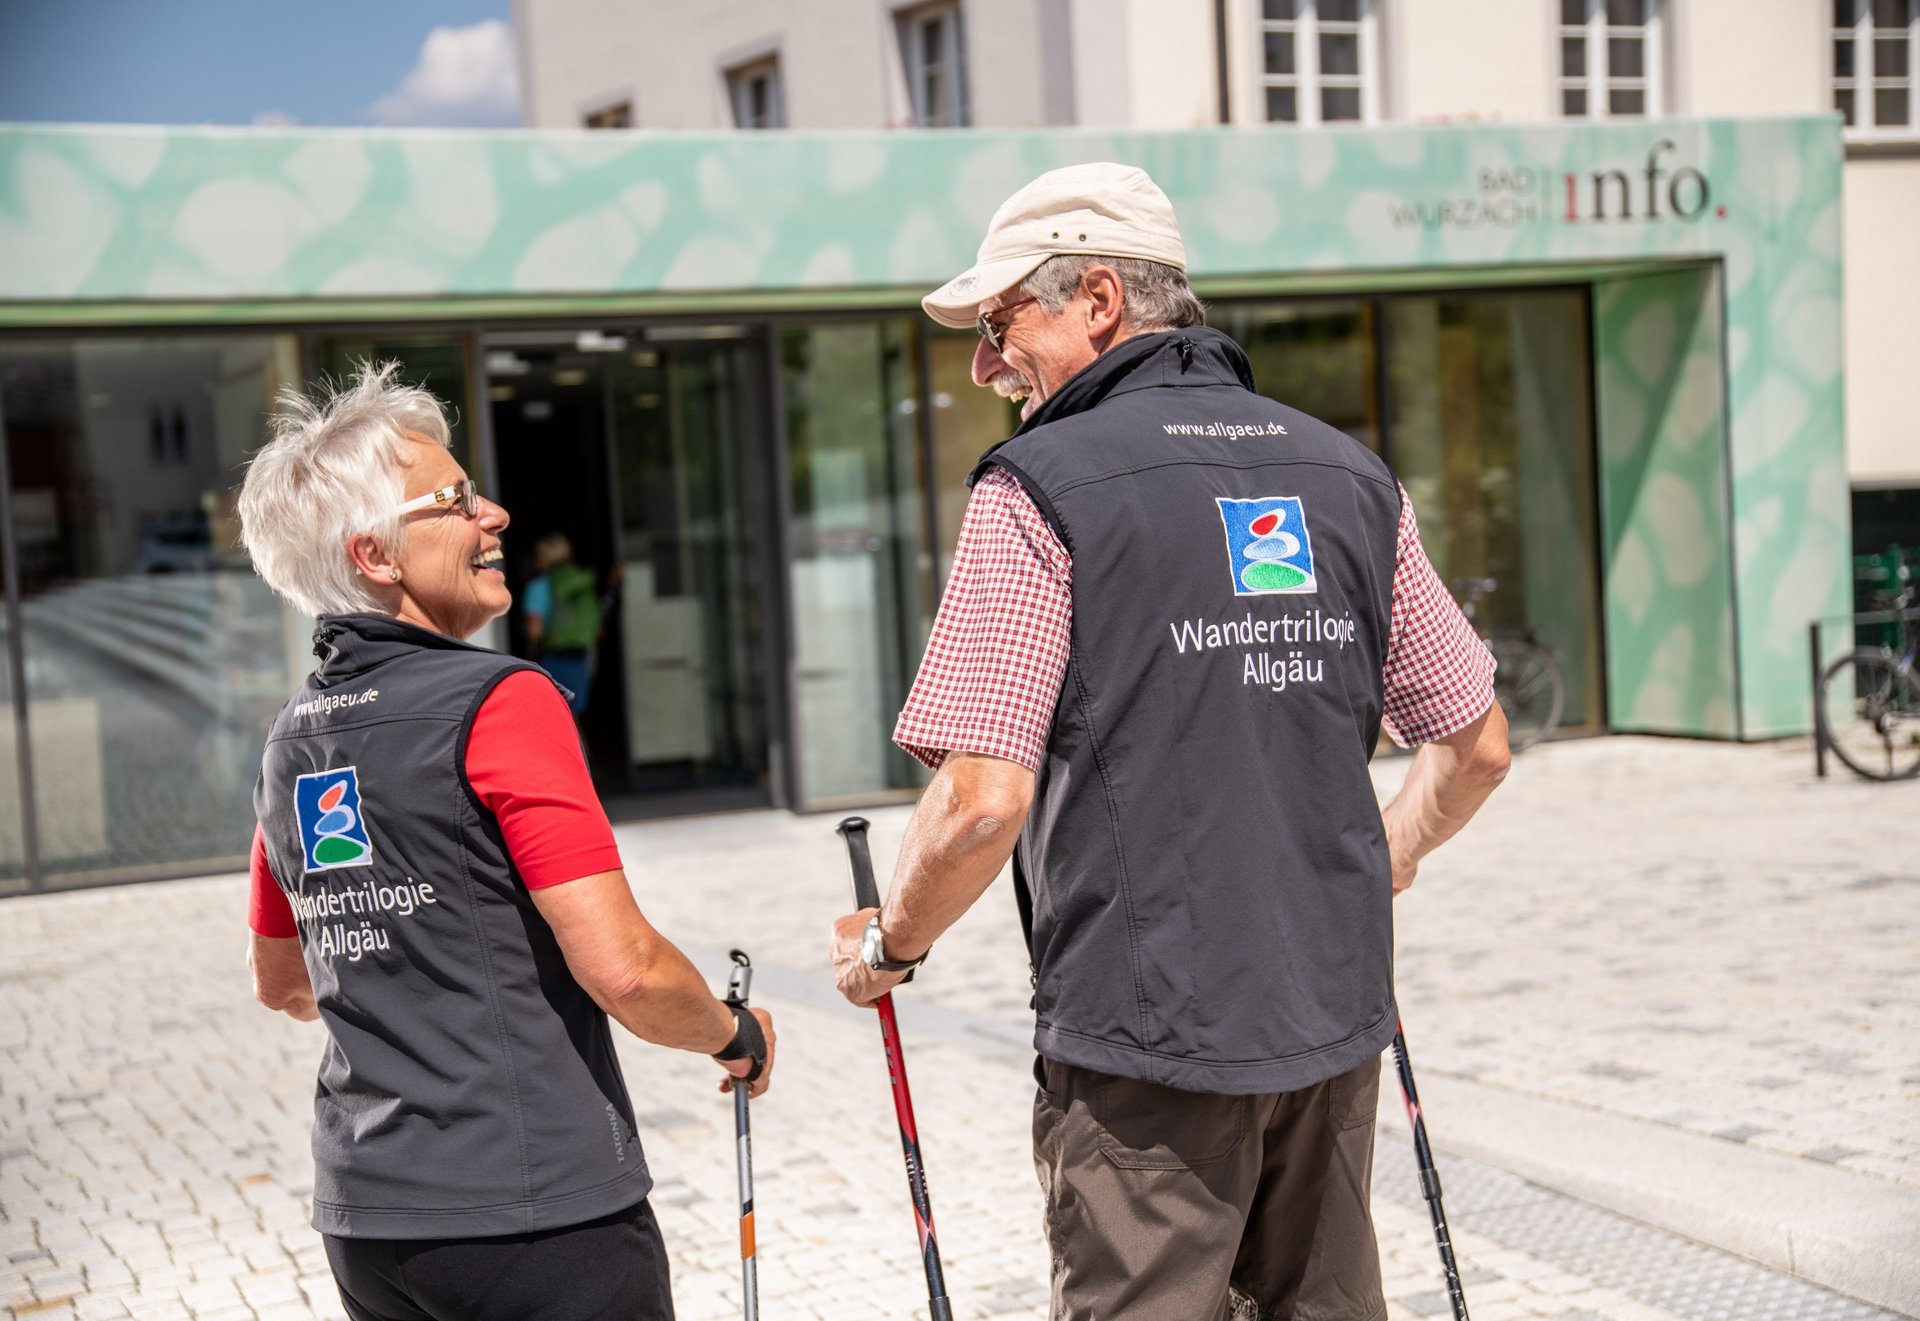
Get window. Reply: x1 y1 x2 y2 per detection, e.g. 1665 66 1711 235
583 102 632 130
1261 0 1378 126
1835 0 1918 134
900 3 969 127
727 59 785 129
1559 0 1663 118
0 334 307 889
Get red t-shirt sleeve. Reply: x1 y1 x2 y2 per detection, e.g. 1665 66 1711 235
248 825 298 938
467 669 623 888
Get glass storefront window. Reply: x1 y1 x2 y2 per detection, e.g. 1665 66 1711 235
0 289 1611 882
1383 290 1604 728
0 521 23 893
1219 300 1382 454
781 319 931 805
310 333 474 474
926 326 1021 586
0 336 306 886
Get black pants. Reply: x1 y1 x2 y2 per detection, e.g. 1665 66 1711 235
323 1199 674 1321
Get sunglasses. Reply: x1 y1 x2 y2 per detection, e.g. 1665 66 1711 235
977 296 1039 353
393 479 482 519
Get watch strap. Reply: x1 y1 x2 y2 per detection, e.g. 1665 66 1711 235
865 916 928 975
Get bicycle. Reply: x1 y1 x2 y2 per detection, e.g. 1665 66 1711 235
1451 577 1566 754
1815 584 1920 782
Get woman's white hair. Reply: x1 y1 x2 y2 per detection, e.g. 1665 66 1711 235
237 361 454 618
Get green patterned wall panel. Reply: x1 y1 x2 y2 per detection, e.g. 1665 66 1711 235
1714 122 1851 736
1595 266 1740 736
0 117 1848 737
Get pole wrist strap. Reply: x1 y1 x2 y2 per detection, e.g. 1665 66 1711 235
713 1002 766 1082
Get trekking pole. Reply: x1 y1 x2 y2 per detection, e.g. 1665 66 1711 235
725 950 760 1321
1391 1021 1470 1321
836 816 954 1321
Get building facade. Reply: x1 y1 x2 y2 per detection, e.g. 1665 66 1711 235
0 113 1848 893
516 0 1918 528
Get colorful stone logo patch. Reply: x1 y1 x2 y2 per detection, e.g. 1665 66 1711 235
294 767 374 873
1216 496 1317 596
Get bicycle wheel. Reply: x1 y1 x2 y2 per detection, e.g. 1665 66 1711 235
1817 650 1920 782
1489 636 1565 753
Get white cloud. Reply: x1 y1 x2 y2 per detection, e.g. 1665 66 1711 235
370 19 520 128
253 111 301 127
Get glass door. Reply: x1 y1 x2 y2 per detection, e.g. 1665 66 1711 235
780 319 931 807
486 330 773 812
607 333 773 805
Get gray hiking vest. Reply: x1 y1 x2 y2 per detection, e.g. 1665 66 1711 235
975 327 1403 1096
254 614 649 1238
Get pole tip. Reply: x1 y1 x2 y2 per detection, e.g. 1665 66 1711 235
730 948 750 968
836 815 870 836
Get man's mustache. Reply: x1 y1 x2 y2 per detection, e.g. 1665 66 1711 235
988 368 1032 400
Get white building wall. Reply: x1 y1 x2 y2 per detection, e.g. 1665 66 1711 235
1393 0 1552 123
963 0 1057 127
1668 0 1825 115
1842 156 1920 485
515 0 1056 129
513 0 1914 492
1118 0 1218 128
513 0 652 127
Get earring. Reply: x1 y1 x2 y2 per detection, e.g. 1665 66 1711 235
388 568 400 582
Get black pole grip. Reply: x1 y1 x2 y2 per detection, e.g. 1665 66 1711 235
837 815 881 910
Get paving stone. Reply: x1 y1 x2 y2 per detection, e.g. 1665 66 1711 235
1 737 1913 1319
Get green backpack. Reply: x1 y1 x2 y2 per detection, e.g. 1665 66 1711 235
544 562 602 652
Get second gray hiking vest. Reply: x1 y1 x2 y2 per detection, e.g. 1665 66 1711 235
255 614 650 1238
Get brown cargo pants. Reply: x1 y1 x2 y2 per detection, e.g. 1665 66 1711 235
1031 1056 1386 1321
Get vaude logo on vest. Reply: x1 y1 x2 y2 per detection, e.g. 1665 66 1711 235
1217 496 1317 595
294 767 375 872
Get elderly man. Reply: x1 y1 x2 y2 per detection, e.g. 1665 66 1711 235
831 163 1510 1320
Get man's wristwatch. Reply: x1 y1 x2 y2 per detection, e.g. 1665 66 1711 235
712 1002 767 1082
861 915 928 976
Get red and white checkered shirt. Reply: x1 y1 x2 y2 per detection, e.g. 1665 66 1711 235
894 469 1495 771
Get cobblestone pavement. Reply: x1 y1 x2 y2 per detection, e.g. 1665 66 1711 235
2 736 1914 1319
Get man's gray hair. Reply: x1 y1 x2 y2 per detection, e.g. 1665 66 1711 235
1022 254 1207 332
237 361 454 618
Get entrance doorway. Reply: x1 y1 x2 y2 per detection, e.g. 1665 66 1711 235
486 329 776 814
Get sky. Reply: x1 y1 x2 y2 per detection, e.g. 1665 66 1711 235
0 0 520 128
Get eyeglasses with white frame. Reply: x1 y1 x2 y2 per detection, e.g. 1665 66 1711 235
393 479 481 519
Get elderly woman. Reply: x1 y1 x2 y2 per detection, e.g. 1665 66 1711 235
237 363 771 1321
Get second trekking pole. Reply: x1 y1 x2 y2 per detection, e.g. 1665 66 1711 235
1391 1021 1470 1321
836 815 954 1321
725 950 760 1321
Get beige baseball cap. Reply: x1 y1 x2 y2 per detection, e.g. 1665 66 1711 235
921 162 1187 330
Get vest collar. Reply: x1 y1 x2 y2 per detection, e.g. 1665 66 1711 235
1013 325 1255 436
311 613 496 684
968 327 1258 486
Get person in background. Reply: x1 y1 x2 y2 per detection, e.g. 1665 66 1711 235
237 363 773 1321
522 531 601 720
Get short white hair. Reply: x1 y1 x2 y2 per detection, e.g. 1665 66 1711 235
237 362 454 618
